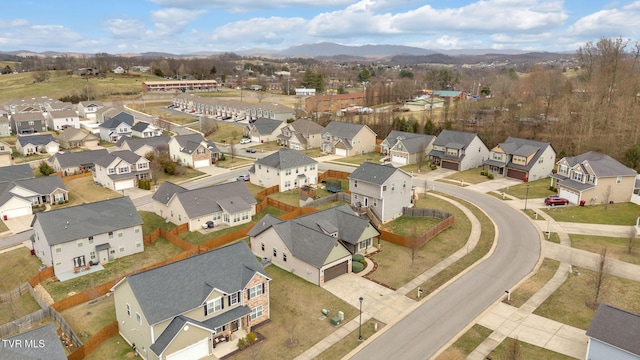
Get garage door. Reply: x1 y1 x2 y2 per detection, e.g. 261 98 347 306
506 168 527 180
114 179 134 191
1 206 32 219
441 161 459 171
324 261 348 282
251 136 260 143
392 155 407 165
335 148 347 156
193 159 210 168
559 188 579 204
166 338 209 360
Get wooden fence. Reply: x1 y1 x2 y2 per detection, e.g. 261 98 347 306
379 214 454 248
0 283 30 305
318 170 350 181
28 266 54 287
200 226 250 250
302 192 350 208
67 321 119 360
58 171 92 182
256 185 279 201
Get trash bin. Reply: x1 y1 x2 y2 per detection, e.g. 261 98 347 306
580 200 585 207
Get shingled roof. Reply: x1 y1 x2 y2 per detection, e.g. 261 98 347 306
586 304 640 356
254 148 317 170
349 162 405 185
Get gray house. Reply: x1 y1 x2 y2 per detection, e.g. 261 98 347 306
277 118 325 150
349 162 414 223
31 197 144 278
10 112 47 134
586 304 640 360
484 137 556 181
249 204 378 286
99 112 135 142
428 130 489 171
244 118 286 143
112 242 271 360
380 130 435 165
15 134 60 156
47 149 108 175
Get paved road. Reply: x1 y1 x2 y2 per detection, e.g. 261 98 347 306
0 229 34 250
351 182 541 360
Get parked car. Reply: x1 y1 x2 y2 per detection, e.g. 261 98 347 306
240 138 251 144
544 196 569 206
201 221 215 229
246 148 256 153
237 174 250 181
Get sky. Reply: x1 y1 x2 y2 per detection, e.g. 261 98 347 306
1 0 639 55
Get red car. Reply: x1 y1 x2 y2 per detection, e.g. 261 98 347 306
544 196 569 206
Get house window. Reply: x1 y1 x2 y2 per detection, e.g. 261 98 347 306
616 176 622 184
285 169 291 175
55 260 62 266
54 193 65 202
283 253 287 262
119 166 129 173
138 162 148 169
90 251 96 260
135 227 140 233
229 292 239 306
242 211 249 220
261 242 265 251
118 231 123 238
248 284 264 299
197 148 205 154
77 240 83 248
285 180 291 188
373 199 378 207
136 241 141 248
136 312 141 325
108 168 115 174
310 164 315 170
206 297 223 314
250 305 263 320
273 248 277 257
126 304 131 317
572 172 583 182
88 236 94 244
108 232 113 239
214 325 225 334
382 185 387 191
119 245 125 253
178 214 182 221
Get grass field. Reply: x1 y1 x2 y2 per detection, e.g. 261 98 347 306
499 177 556 199
437 324 493 360
0 294 41 325
570 234 640 265
444 168 490 185
61 295 116 340
490 338 574 360
508 258 561 308
60 176 121 207
315 319 385 360
541 202 640 225
0 247 44 290
84 335 134 360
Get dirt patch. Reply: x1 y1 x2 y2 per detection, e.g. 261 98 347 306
33 284 54 305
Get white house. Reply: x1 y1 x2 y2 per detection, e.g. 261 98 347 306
45 109 80 131
248 148 318 190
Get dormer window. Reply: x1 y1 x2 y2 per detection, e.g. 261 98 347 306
205 297 223 315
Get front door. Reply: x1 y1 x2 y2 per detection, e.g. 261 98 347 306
231 319 240 332
99 249 109 263
364 197 368 206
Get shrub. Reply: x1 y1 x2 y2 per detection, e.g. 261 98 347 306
480 171 486 176
246 332 257 345
430 165 437 170
487 173 494 180
352 253 365 262
237 338 246 350
352 261 365 273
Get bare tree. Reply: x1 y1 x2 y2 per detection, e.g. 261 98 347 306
409 226 421 268
601 184 613 210
589 247 610 309
284 319 298 347
416 142 426 173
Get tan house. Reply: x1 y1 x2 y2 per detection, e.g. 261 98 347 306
152 181 257 231
56 127 99 149
168 134 219 168
93 150 151 191
0 176 68 219
276 118 324 150
112 242 270 360
77 101 103 119
380 130 435 165
115 136 172 157
321 121 377 157
551 151 637 205
15 134 60 156
248 204 378 286
244 118 286 143
0 140 11 166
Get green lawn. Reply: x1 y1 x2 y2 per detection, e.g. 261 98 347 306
0 294 41 325
332 152 384 165
0 247 43 291
508 258 561 308
534 267 640 330
84 335 134 360
151 166 205 185
499 178 556 199
444 168 490 185
315 319 385 360
541 202 640 225
230 265 359 360
203 122 247 144
61 295 116 339
43 237 183 302
367 194 471 289
383 216 443 237
570 234 640 265
490 338 575 360
139 211 177 235
437 324 493 359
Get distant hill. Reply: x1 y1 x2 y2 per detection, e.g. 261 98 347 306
273 42 439 58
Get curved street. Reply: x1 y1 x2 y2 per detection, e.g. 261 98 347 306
350 182 541 360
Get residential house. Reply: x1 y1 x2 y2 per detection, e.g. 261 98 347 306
15 134 59 156
484 137 556 181
586 304 640 360
349 162 414 223
0 164 34 183
0 140 11 166
45 109 80 131
0 323 67 360
248 204 379 285
56 127 99 149
168 134 219 168
99 112 134 142
632 175 640 206
112 242 270 360
321 121 377 157
0 176 68 219
77 101 103 119
47 149 108 175
0 114 11 136
10 112 47 134
551 151 637 205
44 102 73 112
115 136 172 157
152 181 257 231
31 197 143 277
93 150 151 191
113 66 125 74
404 97 444 112
276 118 324 150
428 130 489 171
131 121 162 138
95 106 120 123
380 130 435 165
248 148 318 190
244 118 287 143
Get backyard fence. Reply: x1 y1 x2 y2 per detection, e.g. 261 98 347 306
0 283 30 304
318 170 350 181
58 171 92 182
67 321 119 360
302 192 350 208
28 266 54 287
378 209 455 248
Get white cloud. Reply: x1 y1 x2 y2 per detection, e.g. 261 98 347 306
149 0 354 12
104 19 147 38
568 1 640 37
0 19 29 28
210 17 307 47
151 7 206 35
0 24 83 51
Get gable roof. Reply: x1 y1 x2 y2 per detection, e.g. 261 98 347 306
586 304 640 356
131 121 154 132
11 176 66 195
384 131 435 153
432 129 478 149
56 127 97 143
95 150 143 168
48 149 108 168
32 197 142 246
251 118 284 135
0 164 34 183
289 118 324 134
120 242 268 325
1 323 67 360
105 112 134 126
11 112 46 122
115 136 171 153
561 151 636 178
254 148 317 170
349 162 407 185
48 109 78 118
16 134 56 147
323 121 373 139
496 137 553 171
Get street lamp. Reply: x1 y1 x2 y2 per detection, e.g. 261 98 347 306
358 296 364 341
524 184 530 211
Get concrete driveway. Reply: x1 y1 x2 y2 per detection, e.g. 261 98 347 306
2 214 34 234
